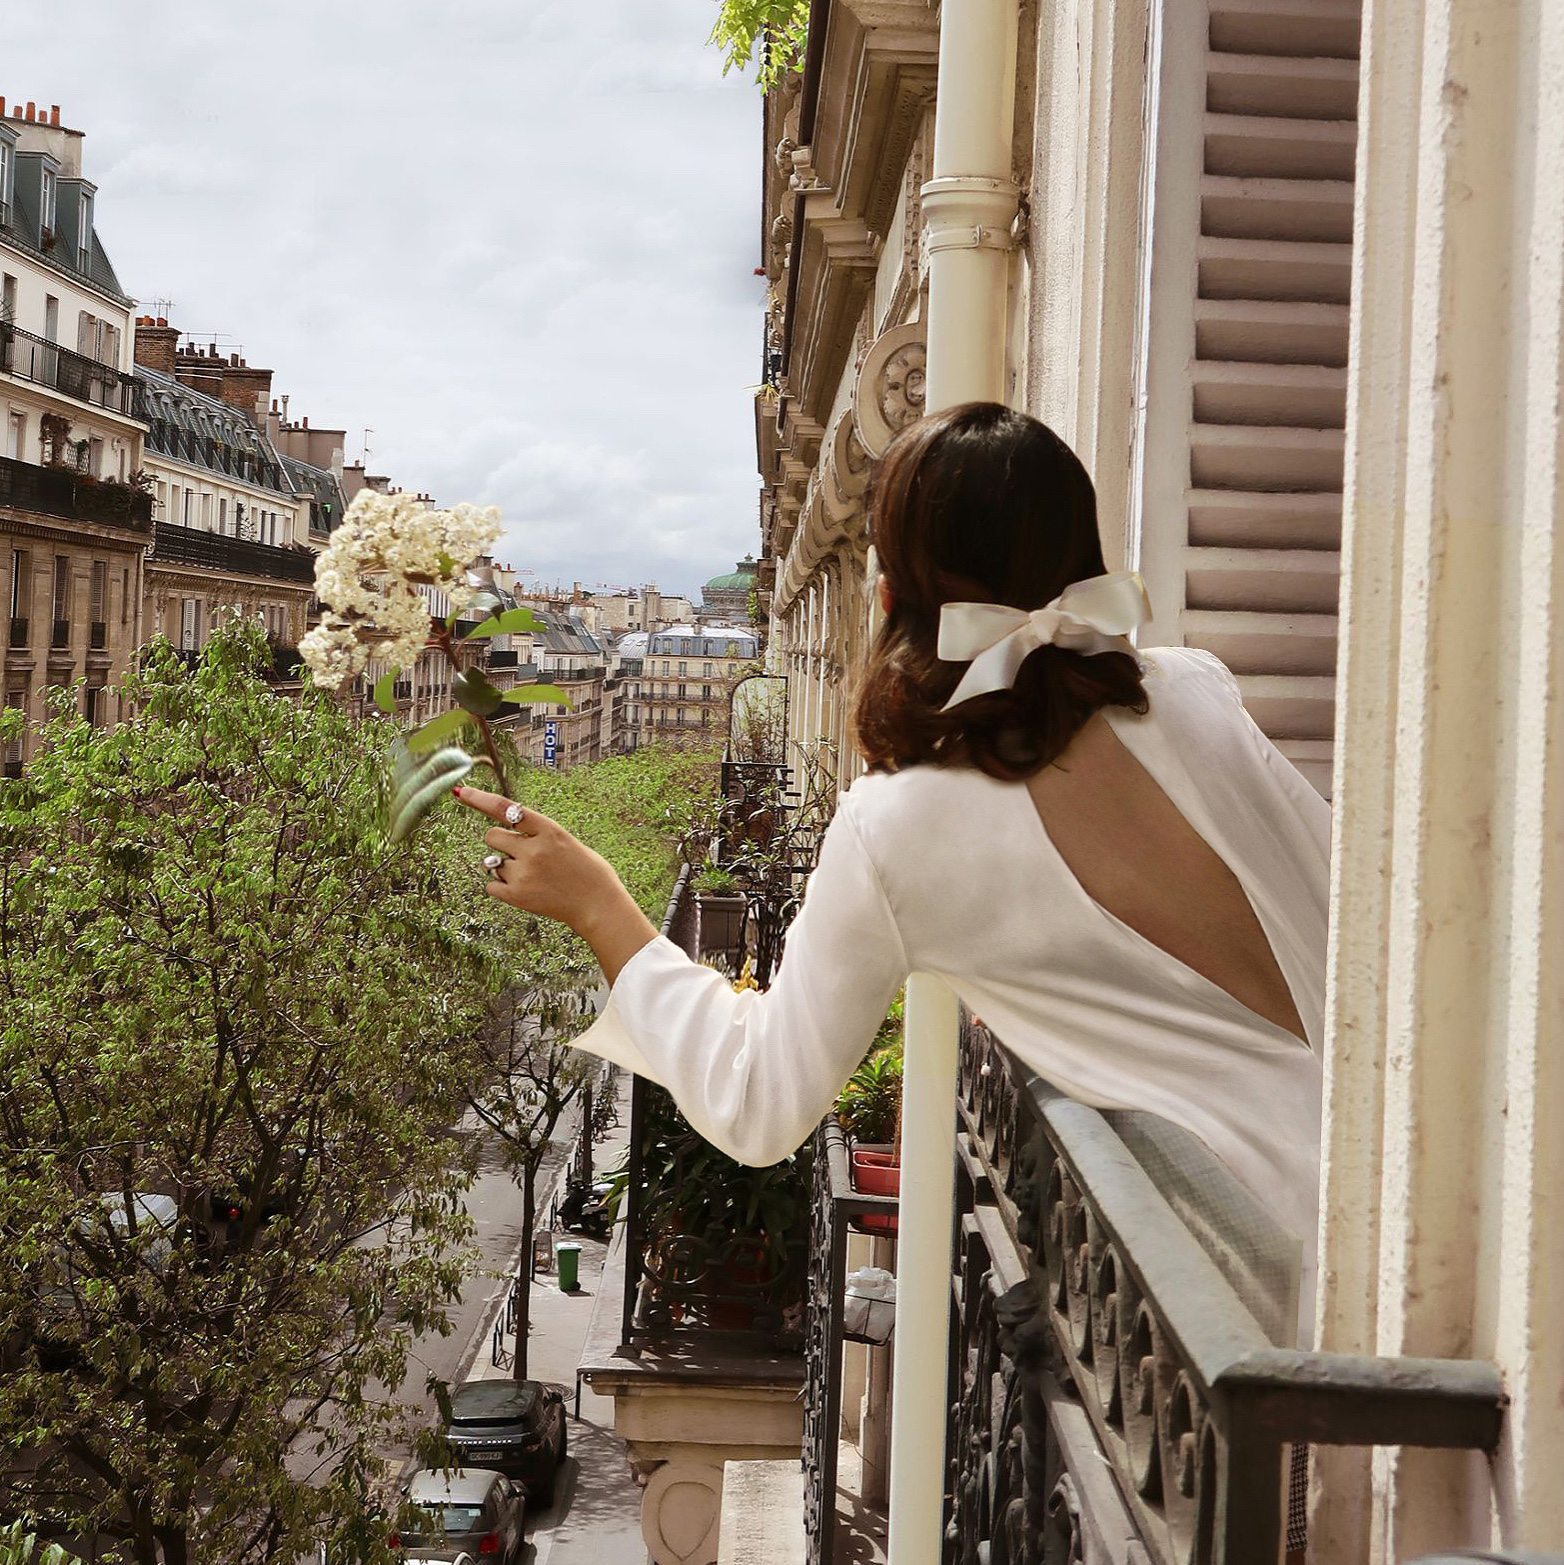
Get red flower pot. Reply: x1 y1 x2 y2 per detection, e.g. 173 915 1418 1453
850 1145 900 1233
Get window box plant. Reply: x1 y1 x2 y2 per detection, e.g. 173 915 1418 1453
837 995 904 1232
695 864 746 967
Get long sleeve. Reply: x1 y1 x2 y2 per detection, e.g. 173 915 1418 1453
569 797 910 1166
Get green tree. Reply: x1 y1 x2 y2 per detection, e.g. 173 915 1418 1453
709 0 811 92
0 626 504 1565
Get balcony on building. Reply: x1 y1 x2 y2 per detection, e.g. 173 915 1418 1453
0 452 153 532
0 318 141 418
148 520 316 585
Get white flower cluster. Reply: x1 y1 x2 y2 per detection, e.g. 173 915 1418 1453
299 491 502 690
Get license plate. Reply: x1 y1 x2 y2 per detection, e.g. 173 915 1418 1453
464 1447 505 1460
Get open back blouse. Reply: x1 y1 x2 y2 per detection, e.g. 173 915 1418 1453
573 646 1331 1330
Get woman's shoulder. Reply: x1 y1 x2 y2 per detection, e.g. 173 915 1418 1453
836 763 1009 859
1137 643 1245 703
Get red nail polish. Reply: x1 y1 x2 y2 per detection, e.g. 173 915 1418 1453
451 786 462 797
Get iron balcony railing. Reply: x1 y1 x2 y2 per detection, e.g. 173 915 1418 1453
0 321 142 417
0 454 153 532
149 522 317 585
802 1119 897 1565
946 1018 1501 1565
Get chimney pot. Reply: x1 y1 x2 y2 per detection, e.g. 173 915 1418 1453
25 102 35 122
157 317 167 328
49 106 60 127
10 108 19 120
0 100 7 118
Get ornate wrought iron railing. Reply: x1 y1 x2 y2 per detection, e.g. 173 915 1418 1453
0 454 152 531
149 521 317 584
0 320 142 416
618 864 813 1351
802 1117 897 1565
943 1015 1506 1565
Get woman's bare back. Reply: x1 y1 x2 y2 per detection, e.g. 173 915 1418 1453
1026 710 1308 1044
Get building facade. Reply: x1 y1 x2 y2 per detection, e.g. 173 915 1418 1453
0 103 149 773
621 624 758 752
698 557 759 624
741 0 1564 1559
133 322 322 669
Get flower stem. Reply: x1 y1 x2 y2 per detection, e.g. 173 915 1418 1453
434 621 511 797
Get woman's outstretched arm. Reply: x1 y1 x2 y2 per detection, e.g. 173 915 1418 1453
454 783 909 1166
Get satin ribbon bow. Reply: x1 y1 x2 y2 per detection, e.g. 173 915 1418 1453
937 570 1150 711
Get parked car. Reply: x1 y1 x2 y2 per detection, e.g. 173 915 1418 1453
440 1380 568 1506
394 1468 525 1563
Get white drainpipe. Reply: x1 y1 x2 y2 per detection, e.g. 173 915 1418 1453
887 7 1019 1565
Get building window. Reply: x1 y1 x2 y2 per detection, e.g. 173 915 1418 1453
201 493 213 530
6 411 22 460
218 498 228 535
40 168 57 237
0 144 11 218
678 662 687 676
156 481 167 517
120 567 129 624
51 556 70 645
90 560 106 644
183 489 194 526
8 548 27 644
86 437 103 477
180 597 198 651
43 294 57 344
0 274 14 324
84 685 104 726
703 662 714 677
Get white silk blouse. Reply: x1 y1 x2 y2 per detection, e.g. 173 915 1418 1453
574 647 1330 1329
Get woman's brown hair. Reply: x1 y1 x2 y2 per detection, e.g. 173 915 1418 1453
853 401 1147 780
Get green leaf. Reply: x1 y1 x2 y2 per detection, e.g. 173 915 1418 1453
406 709 475 756
461 608 545 640
498 684 572 709
388 742 475 844
452 670 505 719
373 670 399 715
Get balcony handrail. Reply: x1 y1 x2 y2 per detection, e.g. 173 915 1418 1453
0 319 142 417
0 453 153 532
149 522 317 585
932 1020 1507 1565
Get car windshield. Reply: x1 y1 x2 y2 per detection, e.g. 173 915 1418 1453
403 1503 484 1539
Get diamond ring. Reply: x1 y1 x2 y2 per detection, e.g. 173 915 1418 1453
483 853 505 871
504 803 525 827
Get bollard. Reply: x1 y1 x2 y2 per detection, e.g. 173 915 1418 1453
555 1241 582 1293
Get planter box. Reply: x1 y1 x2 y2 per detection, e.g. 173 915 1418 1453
697 892 747 968
850 1144 900 1234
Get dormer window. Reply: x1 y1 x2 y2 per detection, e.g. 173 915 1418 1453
0 141 11 227
77 191 92 270
40 167 57 245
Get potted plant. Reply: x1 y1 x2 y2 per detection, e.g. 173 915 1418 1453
694 863 746 966
838 994 904 1232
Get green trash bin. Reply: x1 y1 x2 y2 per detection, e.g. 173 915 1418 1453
555 1241 583 1293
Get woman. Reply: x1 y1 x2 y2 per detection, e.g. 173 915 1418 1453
457 402 1327 1540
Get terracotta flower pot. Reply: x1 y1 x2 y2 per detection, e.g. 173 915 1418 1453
850 1144 900 1234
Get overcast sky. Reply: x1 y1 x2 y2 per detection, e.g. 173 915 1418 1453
9 1 765 600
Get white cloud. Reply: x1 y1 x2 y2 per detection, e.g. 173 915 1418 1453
6 0 765 599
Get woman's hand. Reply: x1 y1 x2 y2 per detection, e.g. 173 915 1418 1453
454 784 659 985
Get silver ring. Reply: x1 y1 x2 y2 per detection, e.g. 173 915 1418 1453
504 802 525 827
482 853 505 871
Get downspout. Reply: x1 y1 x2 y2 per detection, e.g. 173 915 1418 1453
888 7 1019 1565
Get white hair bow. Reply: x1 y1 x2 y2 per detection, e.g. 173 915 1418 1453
937 570 1150 711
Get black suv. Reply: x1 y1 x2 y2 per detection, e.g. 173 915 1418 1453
440 1380 568 1506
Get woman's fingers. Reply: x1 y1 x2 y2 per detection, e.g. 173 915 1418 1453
452 783 555 836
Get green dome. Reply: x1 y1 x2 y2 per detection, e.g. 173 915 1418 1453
705 559 758 592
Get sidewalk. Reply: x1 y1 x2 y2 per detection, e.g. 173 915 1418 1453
468 1069 646 1565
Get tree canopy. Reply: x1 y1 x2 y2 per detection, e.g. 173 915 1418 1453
0 624 712 1564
